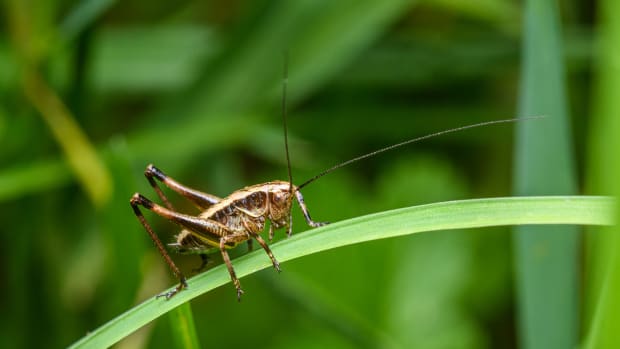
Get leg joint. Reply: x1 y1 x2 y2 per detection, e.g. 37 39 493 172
145 164 167 181
130 193 153 209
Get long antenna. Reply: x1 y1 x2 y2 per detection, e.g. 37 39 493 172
297 116 545 190
282 51 293 192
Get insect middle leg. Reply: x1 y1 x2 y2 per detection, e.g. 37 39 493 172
144 164 221 210
219 232 254 301
250 232 281 272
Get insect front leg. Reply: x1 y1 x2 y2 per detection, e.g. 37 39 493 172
294 191 329 230
144 164 222 210
287 213 293 237
267 213 292 240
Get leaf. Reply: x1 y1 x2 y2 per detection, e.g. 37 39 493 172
67 196 614 349
513 0 579 347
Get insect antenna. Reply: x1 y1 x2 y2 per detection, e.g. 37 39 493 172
297 116 545 190
281 52 294 194
282 51 293 193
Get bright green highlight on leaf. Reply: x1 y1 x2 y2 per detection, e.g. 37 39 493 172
69 195 613 349
167 303 201 349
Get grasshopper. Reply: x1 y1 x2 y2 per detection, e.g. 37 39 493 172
130 64 538 300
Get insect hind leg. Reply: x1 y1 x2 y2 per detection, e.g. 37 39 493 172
131 193 233 299
130 193 187 299
145 164 221 210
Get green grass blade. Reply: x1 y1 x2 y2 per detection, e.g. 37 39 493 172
0 160 70 200
583 0 620 346
24 75 113 206
67 196 614 349
167 303 201 349
513 0 578 348
59 0 115 42
6 0 113 207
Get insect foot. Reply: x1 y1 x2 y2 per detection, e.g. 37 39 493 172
273 259 281 273
130 192 190 300
156 277 188 300
235 283 244 302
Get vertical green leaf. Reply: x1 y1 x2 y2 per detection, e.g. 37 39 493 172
168 303 201 349
583 0 620 347
59 0 115 42
97 138 146 319
512 0 579 348
5 0 113 207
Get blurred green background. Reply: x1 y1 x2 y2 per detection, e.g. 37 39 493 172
0 0 617 348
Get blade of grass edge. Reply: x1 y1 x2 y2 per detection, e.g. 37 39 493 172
67 196 614 349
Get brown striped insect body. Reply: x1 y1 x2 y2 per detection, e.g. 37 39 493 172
130 62 542 300
130 167 326 300
171 181 322 253
130 60 332 301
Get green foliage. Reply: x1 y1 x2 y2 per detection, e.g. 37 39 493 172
0 1 613 348
513 0 579 348
583 0 620 347
69 196 614 349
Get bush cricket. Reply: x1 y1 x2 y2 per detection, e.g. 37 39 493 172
130 64 541 301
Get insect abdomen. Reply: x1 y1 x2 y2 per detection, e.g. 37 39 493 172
171 189 271 253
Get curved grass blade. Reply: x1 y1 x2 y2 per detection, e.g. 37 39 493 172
68 196 614 349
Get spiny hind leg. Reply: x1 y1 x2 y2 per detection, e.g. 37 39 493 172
294 191 329 230
145 164 221 210
130 193 232 299
131 194 231 235
130 194 187 299
250 233 280 272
